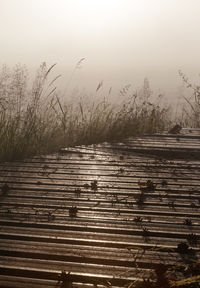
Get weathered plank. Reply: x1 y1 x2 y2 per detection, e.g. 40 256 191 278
0 132 200 287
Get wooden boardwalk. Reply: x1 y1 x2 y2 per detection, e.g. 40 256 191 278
0 129 200 287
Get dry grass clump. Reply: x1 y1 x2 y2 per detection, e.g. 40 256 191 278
178 70 200 127
0 63 63 161
61 79 170 146
0 63 170 162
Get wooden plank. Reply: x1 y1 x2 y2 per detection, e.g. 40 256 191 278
0 132 200 287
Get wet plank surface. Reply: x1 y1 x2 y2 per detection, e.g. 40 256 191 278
0 130 200 287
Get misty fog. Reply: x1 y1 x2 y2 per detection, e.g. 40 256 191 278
1 0 200 102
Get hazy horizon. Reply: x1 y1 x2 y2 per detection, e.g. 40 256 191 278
1 0 200 100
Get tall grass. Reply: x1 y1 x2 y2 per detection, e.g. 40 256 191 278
178 70 200 127
0 63 170 162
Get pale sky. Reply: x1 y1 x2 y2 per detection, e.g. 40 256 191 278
0 0 200 98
